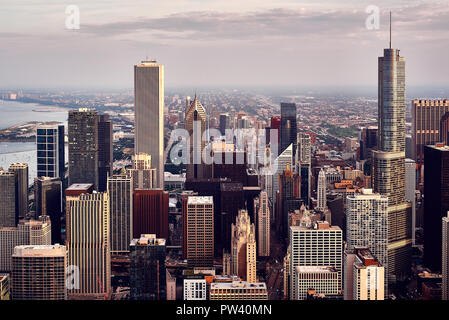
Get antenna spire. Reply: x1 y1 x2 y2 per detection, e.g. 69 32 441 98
389 11 392 49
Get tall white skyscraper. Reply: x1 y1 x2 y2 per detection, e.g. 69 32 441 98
316 168 327 211
289 221 342 300
134 60 164 188
346 189 388 295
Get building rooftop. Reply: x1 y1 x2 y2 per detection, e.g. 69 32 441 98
187 196 213 205
296 266 337 273
210 281 267 290
66 183 94 191
13 244 66 257
130 234 166 247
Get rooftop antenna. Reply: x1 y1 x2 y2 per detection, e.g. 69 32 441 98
389 11 392 49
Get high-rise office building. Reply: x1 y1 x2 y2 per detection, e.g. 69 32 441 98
296 133 312 206
294 266 339 300
0 170 17 228
359 126 378 161
11 244 67 300
68 108 99 190
66 192 111 299
280 103 297 156
271 143 293 219
219 113 231 136
440 112 449 146
231 209 257 283
34 176 62 244
133 189 168 239
186 196 214 268
128 153 157 189
424 144 449 271
108 174 133 254
129 234 166 300
289 221 343 300
405 159 416 245
36 124 65 181
412 99 449 163
254 191 270 257
185 95 207 180
317 168 327 211
98 114 113 192
9 163 28 219
0 216 51 272
346 189 388 294
442 212 449 300
134 60 164 188
344 248 385 300
372 39 412 282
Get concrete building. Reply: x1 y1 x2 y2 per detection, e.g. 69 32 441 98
346 189 388 293
317 168 327 211
344 248 384 300
186 196 214 268
209 281 268 300
289 221 343 300
130 234 166 300
412 99 449 163
231 209 257 283
0 170 17 228
183 278 207 300
295 266 339 300
0 216 51 272
68 108 99 190
66 192 111 299
108 174 133 254
134 60 164 188
11 244 67 300
254 191 270 257
128 153 157 189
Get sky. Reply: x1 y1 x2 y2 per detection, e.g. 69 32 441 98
0 0 448 89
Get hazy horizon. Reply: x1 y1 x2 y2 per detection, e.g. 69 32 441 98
1 0 449 88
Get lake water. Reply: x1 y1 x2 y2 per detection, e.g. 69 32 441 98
0 100 68 129
0 100 68 184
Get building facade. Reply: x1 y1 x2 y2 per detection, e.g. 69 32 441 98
36 124 65 181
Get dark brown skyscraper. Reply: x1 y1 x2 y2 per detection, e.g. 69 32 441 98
0 169 17 228
98 115 113 192
8 163 28 219
133 189 168 239
68 109 99 190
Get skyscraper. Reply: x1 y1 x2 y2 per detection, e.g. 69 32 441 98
36 124 65 182
271 143 293 219
98 114 113 192
133 189 168 239
412 99 449 163
289 221 343 300
185 95 207 180
11 244 67 300
129 234 166 300
128 153 157 189
372 33 412 281
66 192 111 299
359 126 378 161
34 176 62 244
316 168 327 211
9 163 28 219
0 170 17 228
219 113 231 136
442 212 449 300
231 209 257 283
405 159 416 245
134 60 164 188
108 174 133 254
346 189 388 294
424 144 449 271
186 196 214 268
280 103 297 156
68 108 99 190
255 191 270 257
